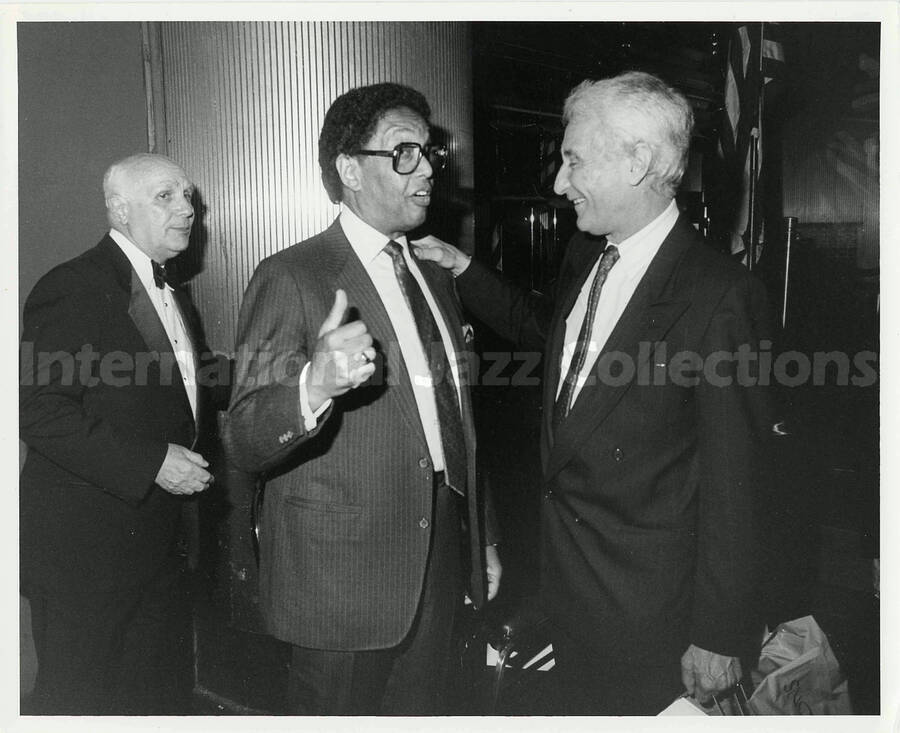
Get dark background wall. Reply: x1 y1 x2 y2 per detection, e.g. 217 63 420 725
780 23 879 269
18 21 147 325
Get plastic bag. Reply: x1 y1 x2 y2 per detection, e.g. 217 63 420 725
748 615 852 715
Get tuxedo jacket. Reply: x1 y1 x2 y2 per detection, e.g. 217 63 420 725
20 235 204 596
223 220 493 651
458 214 775 663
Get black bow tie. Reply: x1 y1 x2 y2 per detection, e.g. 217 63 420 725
151 261 174 289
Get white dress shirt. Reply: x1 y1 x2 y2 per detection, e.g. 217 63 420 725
301 206 463 471
556 199 679 405
110 228 198 419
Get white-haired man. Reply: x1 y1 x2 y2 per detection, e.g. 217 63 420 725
20 153 212 713
415 71 774 714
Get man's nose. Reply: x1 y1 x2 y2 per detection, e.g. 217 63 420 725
417 152 434 178
178 195 195 218
553 164 569 195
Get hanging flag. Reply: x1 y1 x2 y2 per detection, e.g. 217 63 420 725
540 134 560 193
719 22 785 265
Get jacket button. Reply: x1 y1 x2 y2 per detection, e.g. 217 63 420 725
614 447 624 462
419 517 430 529
544 489 554 500
419 457 430 469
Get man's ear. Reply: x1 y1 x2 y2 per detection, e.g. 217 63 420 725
628 142 653 186
336 153 362 192
106 194 128 227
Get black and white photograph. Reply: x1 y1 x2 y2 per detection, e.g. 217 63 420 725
5 2 896 730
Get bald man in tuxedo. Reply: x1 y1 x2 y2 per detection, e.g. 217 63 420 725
20 153 213 714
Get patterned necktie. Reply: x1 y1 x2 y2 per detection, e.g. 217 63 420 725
552 244 620 431
383 240 467 495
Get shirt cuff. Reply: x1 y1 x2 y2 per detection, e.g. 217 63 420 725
299 362 331 432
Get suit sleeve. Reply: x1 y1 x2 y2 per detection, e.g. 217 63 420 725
223 257 332 474
690 272 776 657
19 267 168 502
455 259 552 353
482 474 502 546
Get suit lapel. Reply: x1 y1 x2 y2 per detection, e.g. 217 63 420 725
97 235 197 436
127 268 173 356
124 258 195 430
545 217 695 481
417 260 477 448
418 259 485 604
417 262 468 390
544 236 607 447
325 222 430 454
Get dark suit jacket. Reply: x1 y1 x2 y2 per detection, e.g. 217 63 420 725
223 219 493 651
20 234 203 596
457 214 774 664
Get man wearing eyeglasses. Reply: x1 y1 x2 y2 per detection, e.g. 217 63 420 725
225 82 501 715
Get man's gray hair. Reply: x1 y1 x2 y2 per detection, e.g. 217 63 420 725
102 153 185 227
563 71 694 198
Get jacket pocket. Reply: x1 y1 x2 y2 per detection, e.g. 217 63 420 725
283 495 363 515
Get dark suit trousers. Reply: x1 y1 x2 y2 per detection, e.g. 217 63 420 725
287 481 463 715
26 556 190 715
550 622 684 715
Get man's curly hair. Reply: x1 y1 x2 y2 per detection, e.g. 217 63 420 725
318 83 432 203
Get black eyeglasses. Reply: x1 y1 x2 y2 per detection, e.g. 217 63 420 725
352 142 448 175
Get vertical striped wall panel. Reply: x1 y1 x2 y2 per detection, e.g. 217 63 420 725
781 126 879 269
159 21 473 353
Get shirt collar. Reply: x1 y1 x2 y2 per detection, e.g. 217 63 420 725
109 228 170 291
606 199 679 277
339 205 409 265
